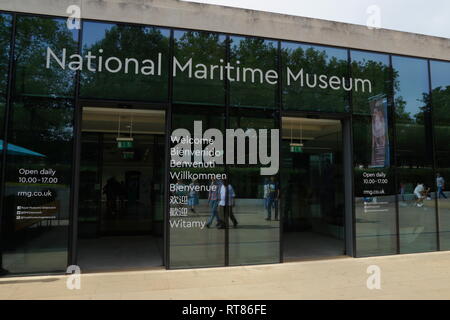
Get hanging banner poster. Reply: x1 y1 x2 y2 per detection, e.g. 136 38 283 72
369 96 390 168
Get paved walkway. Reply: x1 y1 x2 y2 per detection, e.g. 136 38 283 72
1 251 450 300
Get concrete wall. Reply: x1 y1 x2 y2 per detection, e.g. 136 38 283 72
1 0 449 61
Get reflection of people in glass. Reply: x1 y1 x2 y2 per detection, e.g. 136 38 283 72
174 179 186 197
399 182 406 202
425 184 432 201
206 178 222 228
265 176 279 221
218 180 238 229
103 177 121 216
172 179 187 211
414 182 430 207
372 105 386 149
437 173 447 199
188 179 199 214
263 178 270 210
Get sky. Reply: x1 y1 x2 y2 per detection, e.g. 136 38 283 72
182 0 450 39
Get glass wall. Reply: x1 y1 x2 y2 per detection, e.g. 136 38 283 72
1 16 77 274
14 16 78 98
351 51 397 256
230 36 278 109
0 13 11 98
393 56 437 254
173 31 226 106
0 13 12 274
80 21 170 102
0 13 12 147
169 105 226 268
431 60 450 250
281 42 349 113
228 109 280 265
169 105 280 267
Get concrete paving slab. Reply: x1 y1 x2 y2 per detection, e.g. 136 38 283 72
1 251 450 299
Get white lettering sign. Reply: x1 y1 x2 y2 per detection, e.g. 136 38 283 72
45 47 372 93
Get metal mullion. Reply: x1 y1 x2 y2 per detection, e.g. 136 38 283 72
224 35 230 267
389 55 401 255
164 28 174 269
96 133 104 237
68 22 83 267
347 49 356 257
428 59 440 251
277 40 283 263
348 116 356 257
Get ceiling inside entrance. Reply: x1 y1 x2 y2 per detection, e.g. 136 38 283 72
281 117 341 141
82 107 165 135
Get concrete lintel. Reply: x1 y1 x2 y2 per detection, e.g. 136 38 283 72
0 0 448 61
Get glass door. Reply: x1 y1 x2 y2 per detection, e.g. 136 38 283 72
281 116 345 260
77 106 165 271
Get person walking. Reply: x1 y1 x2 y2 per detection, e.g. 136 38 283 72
437 173 447 199
218 180 238 229
265 176 279 221
206 178 222 228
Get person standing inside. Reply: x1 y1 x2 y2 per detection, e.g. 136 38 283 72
103 176 120 216
437 173 447 199
218 180 238 229
206 178 222 228
265 176 279 221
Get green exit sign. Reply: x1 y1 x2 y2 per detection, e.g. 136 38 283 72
290 145 303 153
122 151 134 159
117 140 133 149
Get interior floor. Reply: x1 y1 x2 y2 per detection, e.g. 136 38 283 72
77 236 164 272
283 232 345 261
